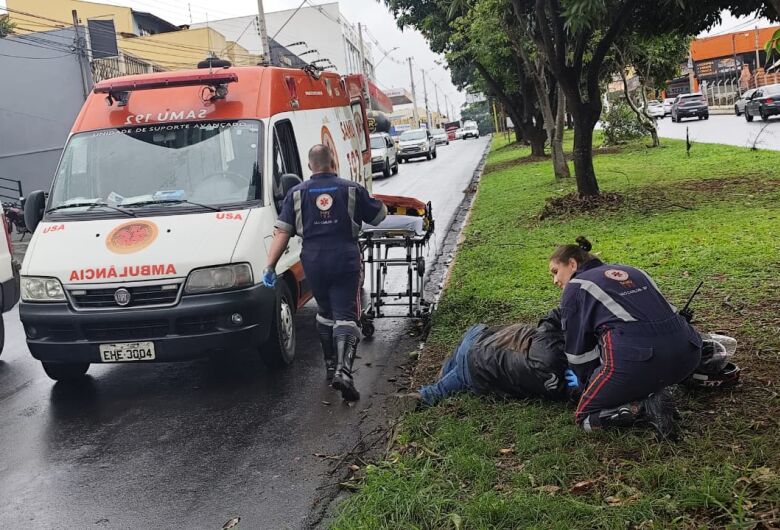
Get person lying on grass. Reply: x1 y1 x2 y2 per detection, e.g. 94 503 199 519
551 236 701 439
415 309 569 406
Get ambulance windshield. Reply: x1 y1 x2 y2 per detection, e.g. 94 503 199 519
49 120 263 216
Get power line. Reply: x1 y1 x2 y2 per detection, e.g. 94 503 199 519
0 51 75 60
7 8 264 61
271 0 307 42
9 17 263 66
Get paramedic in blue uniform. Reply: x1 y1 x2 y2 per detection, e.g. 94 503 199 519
550 237 701 437
263 144 387 402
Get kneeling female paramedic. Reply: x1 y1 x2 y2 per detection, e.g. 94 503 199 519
550 237 701 437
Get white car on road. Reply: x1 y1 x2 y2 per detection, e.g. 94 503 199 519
398 129 437 162
645 100 665 119
734 89 757 116
370 132 399 178
662 98 675 116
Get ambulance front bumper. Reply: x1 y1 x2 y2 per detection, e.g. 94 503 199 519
19 284 276 363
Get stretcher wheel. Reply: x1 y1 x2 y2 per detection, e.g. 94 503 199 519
416 257 425 277
361 315 375 338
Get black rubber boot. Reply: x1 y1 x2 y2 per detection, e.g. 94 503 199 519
638 388 680 441
317 322 336 383
584 389 680 440
332 334 360 401
583 403 641 432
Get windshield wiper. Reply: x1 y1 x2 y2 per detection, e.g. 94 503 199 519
46 201 136 217
122 199 222 212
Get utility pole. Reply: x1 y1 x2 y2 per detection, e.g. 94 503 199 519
732 34 741 95
358 23 372 110
256 0 271 64
687 48 696 93
754 25 761 71
71 10 90 100
434 82 442 126
444 93 450 120
408 58 420 127
421 69 431 130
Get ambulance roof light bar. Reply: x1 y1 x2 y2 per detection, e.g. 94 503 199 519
93 72 239 107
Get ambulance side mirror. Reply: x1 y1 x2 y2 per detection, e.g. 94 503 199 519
279 173 302 197
24 190 46 234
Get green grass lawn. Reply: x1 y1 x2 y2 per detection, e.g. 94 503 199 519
331 135 780 529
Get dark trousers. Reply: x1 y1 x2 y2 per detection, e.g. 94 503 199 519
302 245 362 339
575 314 701 424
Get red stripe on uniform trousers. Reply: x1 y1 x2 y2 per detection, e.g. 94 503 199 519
575 330 616 422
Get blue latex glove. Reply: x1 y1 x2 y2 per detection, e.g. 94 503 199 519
564 368 580 389
262 267 277 288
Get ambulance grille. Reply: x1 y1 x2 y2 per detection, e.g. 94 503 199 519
68 284 181 310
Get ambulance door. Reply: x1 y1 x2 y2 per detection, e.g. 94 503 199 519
269 118 303 272
350 99 372 191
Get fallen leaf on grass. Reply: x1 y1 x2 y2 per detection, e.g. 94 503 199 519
348 464 360 472
498 447 515 455
569 480 596 494
534 485 561 495
605 496 623 506
751 467 779 485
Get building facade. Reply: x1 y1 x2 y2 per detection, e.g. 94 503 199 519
194 3 376 82
193 3 391 112
7 0 261 70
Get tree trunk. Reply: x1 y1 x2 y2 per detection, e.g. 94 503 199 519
617 61 660 149
528 125 546 156
552 89 570 178
650 127 660 148
572 114 600 196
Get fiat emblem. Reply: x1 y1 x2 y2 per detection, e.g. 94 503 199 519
114 288 132 306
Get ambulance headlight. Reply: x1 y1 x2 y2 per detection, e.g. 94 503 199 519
184 264 253 294
21 277 66 302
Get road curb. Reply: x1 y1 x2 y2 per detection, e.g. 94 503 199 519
422 136 492 311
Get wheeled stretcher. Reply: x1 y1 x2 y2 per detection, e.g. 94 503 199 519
359 194 435 337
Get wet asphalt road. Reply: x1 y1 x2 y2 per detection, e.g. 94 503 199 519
0 136 490 530
657 113 780 150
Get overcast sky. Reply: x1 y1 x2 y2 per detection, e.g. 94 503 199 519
1 0 774 116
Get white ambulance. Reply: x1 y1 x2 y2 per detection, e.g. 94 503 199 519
20 63 372 381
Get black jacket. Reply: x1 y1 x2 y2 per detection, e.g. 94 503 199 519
466 309 568 399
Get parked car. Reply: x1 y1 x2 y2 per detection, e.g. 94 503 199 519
662 98 676 116
398 129 437 162
671 93 709 122
370 132 399 177
734 88 757 116
645 100 665 119
455 128 465 140
744 83 780 122
432 128 449 145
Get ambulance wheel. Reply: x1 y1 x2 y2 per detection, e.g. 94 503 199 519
361 316 375 339
42 361 89 382
261 282 296 367
382 159 391 178
392 159 399 175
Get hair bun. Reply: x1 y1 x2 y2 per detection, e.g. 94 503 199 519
575 236 592 252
